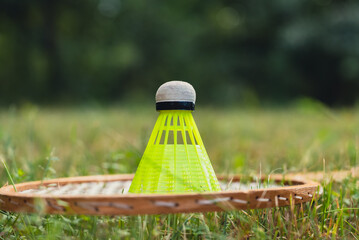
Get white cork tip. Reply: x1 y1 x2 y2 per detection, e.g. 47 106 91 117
155 81 196 103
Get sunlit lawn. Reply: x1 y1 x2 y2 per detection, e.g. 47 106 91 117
0 103 358 239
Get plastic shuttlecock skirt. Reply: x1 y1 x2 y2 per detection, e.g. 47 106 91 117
129 110 221 193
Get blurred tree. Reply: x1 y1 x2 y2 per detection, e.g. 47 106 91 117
0 0 358 106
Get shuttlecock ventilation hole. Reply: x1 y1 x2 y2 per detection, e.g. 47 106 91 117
154 113 199 146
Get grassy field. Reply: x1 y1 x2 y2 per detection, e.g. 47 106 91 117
0 104 358 239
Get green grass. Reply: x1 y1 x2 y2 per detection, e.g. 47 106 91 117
0 104 358 239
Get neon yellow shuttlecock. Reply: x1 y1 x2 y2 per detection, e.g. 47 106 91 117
129 81 221 193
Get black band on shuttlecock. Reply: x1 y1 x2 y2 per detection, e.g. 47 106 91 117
156 101 195 111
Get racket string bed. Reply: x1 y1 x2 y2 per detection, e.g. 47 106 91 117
19 181 295 196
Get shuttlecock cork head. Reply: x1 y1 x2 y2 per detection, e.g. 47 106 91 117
156 81 196 111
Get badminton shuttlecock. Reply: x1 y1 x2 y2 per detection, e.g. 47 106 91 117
129 81 221 193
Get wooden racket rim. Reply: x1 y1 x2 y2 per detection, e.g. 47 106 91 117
0 174 319 215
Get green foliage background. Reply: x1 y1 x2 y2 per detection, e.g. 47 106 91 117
1 0 359 106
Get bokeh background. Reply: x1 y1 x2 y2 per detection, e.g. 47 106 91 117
0 2 358 238
1 0 359 106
